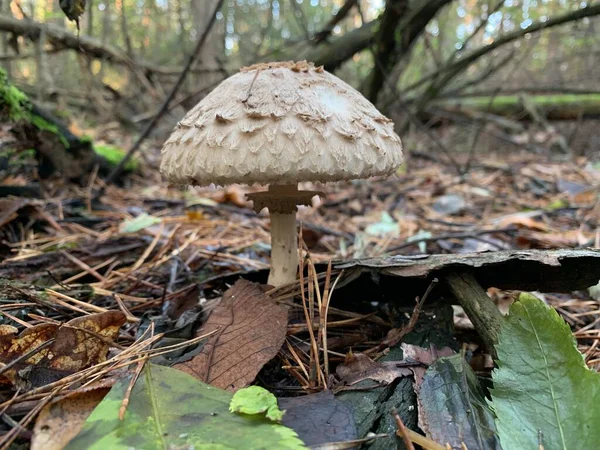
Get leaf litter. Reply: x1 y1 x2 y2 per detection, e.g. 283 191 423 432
0 148 599 448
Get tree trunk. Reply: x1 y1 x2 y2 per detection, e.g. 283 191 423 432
0 0 12 76
186 0 223 108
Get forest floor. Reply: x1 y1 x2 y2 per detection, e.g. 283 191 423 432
0 140 599 447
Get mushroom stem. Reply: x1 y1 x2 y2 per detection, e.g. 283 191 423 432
268 210 299 286
265 184 300 287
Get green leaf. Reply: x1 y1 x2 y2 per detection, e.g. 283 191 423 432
66 364 307 450
230 386 284 422
365 212 399 237
120 213 161 233
419 354 501 450
491 293 600 450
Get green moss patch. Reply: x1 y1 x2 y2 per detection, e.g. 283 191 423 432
94 144 138 171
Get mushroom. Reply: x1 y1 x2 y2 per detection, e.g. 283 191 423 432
161 61 403 286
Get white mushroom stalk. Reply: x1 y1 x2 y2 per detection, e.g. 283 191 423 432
247 184 321 286
160 61 404 287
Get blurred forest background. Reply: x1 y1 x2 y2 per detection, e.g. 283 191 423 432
1 0 599 171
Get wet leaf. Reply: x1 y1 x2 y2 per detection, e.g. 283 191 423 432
32 382 113 450
67 364 307 450
419 354 501 450
279 391 357 447
175 279 288 391
230 385 284 422
490 293 600 450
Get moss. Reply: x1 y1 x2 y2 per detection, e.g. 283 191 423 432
31 115 70 147
0 68 29 121
94 144 138 171
1 69 72 148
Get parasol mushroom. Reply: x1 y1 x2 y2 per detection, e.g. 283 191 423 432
160 61 403 286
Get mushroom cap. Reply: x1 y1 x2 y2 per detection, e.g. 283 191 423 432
160 61 403 186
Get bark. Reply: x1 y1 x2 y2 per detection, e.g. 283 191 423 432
366 0 452 104
0 0 12 75
118 0 134 58
86 0 94 37
364 0 409 103
271 0 451 72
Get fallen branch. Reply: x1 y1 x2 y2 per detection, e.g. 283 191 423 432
0 16 223 77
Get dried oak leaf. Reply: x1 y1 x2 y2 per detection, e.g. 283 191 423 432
0 311 125 388
175 279 288 391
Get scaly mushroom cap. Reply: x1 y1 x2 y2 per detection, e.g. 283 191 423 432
160 61 403 186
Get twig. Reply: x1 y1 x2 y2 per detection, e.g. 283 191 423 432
391 408 415 450
119 357 147 420
97 0 225 195
380 278 439 349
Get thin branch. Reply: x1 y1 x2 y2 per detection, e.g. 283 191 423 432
402 4 600 98
313 0 358 43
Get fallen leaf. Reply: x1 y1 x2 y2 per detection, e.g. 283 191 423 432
219 185 249 207
66 364 307 450
496 212 548 231
279 390 357 447
45 311 126 372
175 279 288 391
120 213 161 233
31 382 113 450
336 352 411 386
419 354 501 450
517 229 590 248
365 212 399 237
230 385 284 422
0 198 42 229
0 311 126 388
432 194 466 215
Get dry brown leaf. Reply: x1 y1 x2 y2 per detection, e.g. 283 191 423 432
31 382 113 450
0 324 58 386
401 343 455 388
517 229 590 248
45 311 126 372
497 214 548 231
336 352 412 386
175 279 288 391
0 311 126 387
